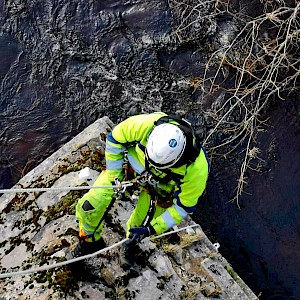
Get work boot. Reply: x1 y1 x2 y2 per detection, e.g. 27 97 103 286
71 237 106 258
119 240 138 270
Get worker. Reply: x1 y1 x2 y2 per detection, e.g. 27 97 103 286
71 112 210 266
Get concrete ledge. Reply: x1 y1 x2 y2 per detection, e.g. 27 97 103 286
0 117 258 300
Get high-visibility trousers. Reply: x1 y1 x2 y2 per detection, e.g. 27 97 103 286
75 171 167 242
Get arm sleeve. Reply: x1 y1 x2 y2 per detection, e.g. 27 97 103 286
105 113 165 181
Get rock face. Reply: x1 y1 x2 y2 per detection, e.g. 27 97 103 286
0 117 258 299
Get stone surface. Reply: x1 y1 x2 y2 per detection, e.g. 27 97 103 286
1 243 29 269
32 215 77 252
0 117 258 299
36 169 99 210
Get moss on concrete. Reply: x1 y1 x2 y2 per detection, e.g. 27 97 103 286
44 184 88 222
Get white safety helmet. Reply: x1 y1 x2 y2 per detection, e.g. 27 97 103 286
145 123 186 169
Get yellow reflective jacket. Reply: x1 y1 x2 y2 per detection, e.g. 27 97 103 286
105 112 210 234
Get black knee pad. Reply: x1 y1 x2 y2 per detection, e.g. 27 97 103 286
82 200 95 211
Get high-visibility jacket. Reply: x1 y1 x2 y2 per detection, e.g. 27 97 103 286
105 112 210 234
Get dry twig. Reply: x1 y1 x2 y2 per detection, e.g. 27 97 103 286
172 0 299 205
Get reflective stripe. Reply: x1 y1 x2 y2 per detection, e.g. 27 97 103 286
82 223 95 235
106 159 123 170
83 223 94 230
107 132 119 144
127 153 145 174
173 203 188 219
161 210 176 229
106 142 125 154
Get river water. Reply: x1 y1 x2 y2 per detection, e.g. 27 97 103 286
0 1 299 299
195 97 300 299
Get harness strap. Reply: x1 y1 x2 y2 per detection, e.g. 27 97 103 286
141 193 156 227
144 158 184 184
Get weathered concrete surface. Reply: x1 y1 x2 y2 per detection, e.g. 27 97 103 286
0 117 258 299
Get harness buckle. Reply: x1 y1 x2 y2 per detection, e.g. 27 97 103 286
113 178 133 200
136 171 157 187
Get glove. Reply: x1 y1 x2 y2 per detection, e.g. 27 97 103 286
128 226 154 242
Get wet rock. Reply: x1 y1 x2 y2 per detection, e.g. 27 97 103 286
158 50 207 77
0 35 22 78
122 1 173 37
109 35 134 65
0 0 218 189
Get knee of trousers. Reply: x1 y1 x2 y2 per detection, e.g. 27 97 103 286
76 192 110 232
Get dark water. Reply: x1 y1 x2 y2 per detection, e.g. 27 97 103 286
196 97 300 299
0 1 299 299
242 99 300 299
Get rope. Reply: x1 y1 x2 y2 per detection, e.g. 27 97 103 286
146 224 200 241
0 172 159 195
0 182 134 194
0 239 127 279
0 224 200 279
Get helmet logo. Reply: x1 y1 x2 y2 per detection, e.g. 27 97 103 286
169 139 177 148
